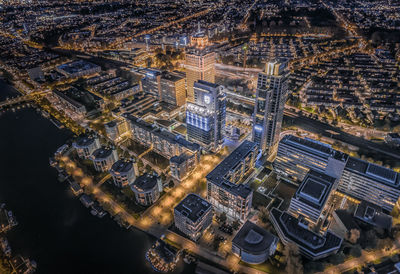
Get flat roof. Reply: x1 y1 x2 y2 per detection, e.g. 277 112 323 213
57 60 99 75
345 157 400 188
295 170 336 209
73 135 96 148
232 221 278 254
174 193 211 223
92 147 113 160
110 159 133 173
131 173 159 192
354 201 392 230
206 140 257 198
281 135 348 161
271 208 342 256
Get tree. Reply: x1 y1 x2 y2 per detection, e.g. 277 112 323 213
364 230 378 250
145 164 152 173
329 252 345 265
232 220 241 231
282 243 303 274
168 180 174 188
346 229 360 244
219 212 227 224
349 244 362 258
377 237 393 251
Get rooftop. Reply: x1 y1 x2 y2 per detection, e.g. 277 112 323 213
92 147 114 160
271 208 342 258
131 173 159 192
345 157 400 188
206 140 257 198
281 135 348 162
174 193 211 223
73 135 96 148
354 201 392 230
57 60 100 75
295 170 337 210
110 159 133 174
232 221 278 254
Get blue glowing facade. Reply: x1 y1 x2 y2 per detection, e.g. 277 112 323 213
186 80 226 152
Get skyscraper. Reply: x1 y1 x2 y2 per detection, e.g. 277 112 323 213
252 59 290 157
185 25 215 102
186 80 226 152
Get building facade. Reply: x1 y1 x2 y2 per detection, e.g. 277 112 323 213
91 147 118 172
338 157 400 212
232 221 278 264
288 170 338 224
174 193 213 241
252 60 289 157
206 140 257 222
186 80 226 152
110 159 137 188
141 69 161 98
185 30 215 102
73 135 100 159
170 153 198 181
130 173 163 206
273 135 347 184
160 72 186 106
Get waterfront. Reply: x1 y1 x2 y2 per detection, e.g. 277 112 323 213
0 82 194 274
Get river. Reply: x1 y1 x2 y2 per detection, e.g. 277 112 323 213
0 81 194 274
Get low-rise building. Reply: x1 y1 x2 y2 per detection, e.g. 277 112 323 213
56 60 101 78
273 135 347 184
270 208 342 260
131 173 163 206
174 193 213 241
232 221 278 264
354 201 393 230
110 159 137 188
338 157 400 212
170 153 198 181
91 147 118 172
72 135 100 159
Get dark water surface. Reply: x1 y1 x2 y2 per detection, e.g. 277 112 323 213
0 82 193 274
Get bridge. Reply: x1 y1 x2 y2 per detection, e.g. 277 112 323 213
0 91 48 108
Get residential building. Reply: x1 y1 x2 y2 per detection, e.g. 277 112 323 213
105 119 130 142
174 193 213 241
186 80 226 152
125 114 201 160
72 135 100 159
110 159 137 188
288 170 338 224
170 153 198 181
270 208 343 260
232 221 278 264
130 172 163 206
252 60 290 157
206 140 257 222
91 147 118 172
274 135 348 184
338 157 400 212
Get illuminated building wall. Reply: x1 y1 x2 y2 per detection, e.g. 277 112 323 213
186 80 225 152
338 157 400 212
185 50 216 102
252 60 289 156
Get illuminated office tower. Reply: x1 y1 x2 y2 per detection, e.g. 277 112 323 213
186 80 226 152
185 25 215 102
252 59 290 156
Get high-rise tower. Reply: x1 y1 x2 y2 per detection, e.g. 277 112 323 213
186 80 226 152
185 25 215 102
252 60 290 157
